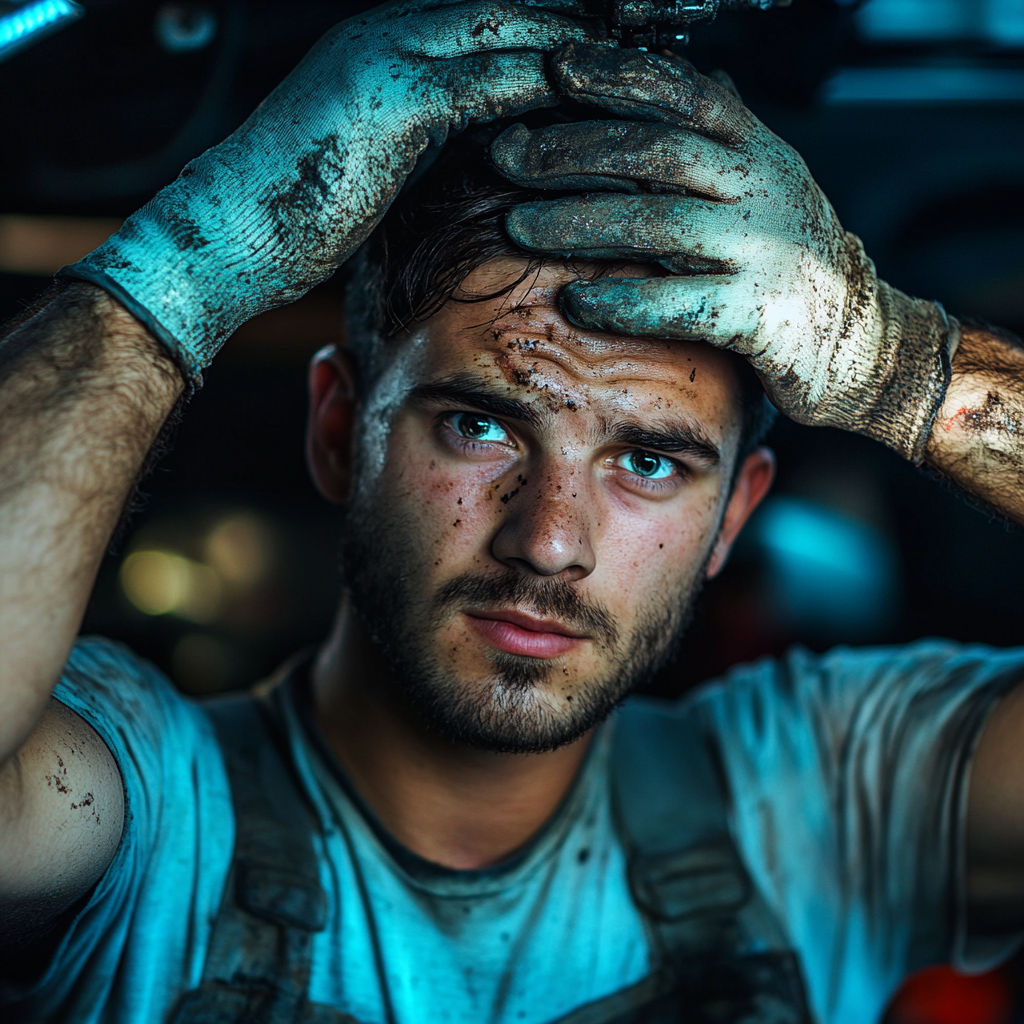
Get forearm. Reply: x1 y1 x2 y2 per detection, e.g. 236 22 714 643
924 322 1024 525
0 284 182 766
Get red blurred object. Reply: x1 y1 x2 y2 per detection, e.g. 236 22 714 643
886 966 1013 1024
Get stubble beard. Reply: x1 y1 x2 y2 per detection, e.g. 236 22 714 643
339 487 709 755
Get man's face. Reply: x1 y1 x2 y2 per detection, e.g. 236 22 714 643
330 260 764 753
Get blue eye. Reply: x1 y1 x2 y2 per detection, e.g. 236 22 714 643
617 451 677 480
450 413 509 443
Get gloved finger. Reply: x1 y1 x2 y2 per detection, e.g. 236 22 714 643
505 195 743 271
407 2 604 59
559 276 756 346
491 121 747 200
708 68 742 101
392 0 592 16
443 50 562 123
552 42 755 145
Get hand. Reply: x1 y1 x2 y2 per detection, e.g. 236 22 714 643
491 43 958 463
60 0 600 385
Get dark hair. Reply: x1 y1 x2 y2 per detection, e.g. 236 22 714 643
348 126 776 462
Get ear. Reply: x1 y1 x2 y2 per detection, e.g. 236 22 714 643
705 446 776 580
306 345 359 504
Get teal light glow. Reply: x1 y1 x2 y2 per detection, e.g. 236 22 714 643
857 0 1024 47
751 497 899 636
0 0 84 64
823 66 1024 104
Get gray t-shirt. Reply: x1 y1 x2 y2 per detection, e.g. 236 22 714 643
5 637 1024 1024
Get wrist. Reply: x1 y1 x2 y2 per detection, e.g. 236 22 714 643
86 286 185 398
856 281 958 463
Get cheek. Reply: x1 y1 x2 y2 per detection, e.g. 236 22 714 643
389 436 516 567
598 485 724 595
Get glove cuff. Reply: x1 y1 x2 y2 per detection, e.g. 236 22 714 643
859 282 958 464
56 261 201 391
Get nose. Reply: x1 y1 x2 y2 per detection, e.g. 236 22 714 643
490 468 597 582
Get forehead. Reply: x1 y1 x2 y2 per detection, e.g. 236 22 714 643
401 259 744 447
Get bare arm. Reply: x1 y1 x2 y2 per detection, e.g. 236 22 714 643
0 284 181 928
928 324 1024 931
925 322 1024 526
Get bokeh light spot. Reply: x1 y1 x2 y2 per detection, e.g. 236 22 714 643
121 548 224 623
203 513 273 586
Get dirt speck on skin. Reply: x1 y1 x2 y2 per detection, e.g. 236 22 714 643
70 793 94 811
945 391 1021 436
494 352 537 389
471 16 502 37
500 488 520 504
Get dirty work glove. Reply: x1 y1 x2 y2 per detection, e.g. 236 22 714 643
492 43 959 464
59 0 599 387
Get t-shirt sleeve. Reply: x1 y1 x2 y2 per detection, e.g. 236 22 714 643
5 637 234 1024
694 640 1024 1024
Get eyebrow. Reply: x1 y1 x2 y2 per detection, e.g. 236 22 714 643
607 421 721 466
409 374 542 429
410 373 721 466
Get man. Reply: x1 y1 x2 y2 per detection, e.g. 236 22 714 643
3 2 1024 1022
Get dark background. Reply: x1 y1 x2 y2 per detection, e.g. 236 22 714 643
2 1 1024 1020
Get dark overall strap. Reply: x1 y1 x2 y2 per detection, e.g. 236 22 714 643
169 688 356 1024
553 698 812 1024
612 696 754 956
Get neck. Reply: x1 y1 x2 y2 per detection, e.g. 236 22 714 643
310 598 594 870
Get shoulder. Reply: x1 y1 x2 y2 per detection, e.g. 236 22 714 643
640 642 1024 1024
59 634 188 716
51 636 233 878
56 636 223 786
0 696 125 946
1 638 187 947
685 639 1024 742
3 639 236 1015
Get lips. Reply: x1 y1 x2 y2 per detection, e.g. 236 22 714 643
464 609 586 659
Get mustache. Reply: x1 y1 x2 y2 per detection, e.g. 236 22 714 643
433 570 620 648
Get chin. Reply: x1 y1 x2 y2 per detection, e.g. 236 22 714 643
397 656 633 755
